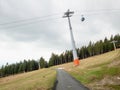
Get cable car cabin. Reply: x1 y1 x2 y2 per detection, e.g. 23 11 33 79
81 16 85 22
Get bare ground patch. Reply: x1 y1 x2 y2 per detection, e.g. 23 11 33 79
88 76 120 90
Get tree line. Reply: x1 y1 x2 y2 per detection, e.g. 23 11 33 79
48 34 120 66
0 34 120 77
0 58 48 77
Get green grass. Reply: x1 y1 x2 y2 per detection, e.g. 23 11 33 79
76 66 120 84
0 68 56 90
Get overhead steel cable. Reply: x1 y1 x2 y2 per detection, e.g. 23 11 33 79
0 12 63 26
74 9 120 16
0 9 120 29
0 17 63 29
1 9 120 26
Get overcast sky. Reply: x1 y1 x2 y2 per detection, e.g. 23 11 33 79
0 0 120 66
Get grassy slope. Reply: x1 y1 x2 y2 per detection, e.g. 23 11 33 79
0 49 119 90
0 68 56 90
56 49 120 90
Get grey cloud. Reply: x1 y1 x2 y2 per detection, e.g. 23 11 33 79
0 20 67 49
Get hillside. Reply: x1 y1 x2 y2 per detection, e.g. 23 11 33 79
0 49 119 90
56 49 120 90
0 68 56 90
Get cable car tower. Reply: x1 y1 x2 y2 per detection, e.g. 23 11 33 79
110 40 117 51
63 9 85 66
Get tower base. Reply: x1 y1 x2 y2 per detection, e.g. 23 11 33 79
74 59 80 66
